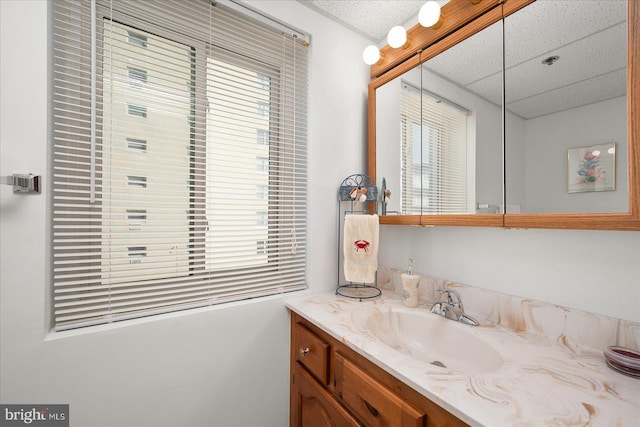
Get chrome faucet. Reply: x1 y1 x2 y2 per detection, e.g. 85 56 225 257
430 289 479 326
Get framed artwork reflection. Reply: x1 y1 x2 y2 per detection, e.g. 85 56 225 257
567 142 616 193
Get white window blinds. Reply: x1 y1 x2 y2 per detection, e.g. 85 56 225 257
52 0 309 331
400 82 423 215
400 81 469 214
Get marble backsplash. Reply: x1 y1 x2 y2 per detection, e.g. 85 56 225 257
377 265 640 353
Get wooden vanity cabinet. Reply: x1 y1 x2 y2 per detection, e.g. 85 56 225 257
290 312 468 427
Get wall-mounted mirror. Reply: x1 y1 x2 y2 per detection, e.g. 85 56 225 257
504 0 627 214
375 18 504 219
369 0 639 230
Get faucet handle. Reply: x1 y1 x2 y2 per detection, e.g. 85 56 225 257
438 289 463 310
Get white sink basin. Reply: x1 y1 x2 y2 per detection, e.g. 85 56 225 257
352 306 503 375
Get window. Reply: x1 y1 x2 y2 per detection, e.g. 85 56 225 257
126 175 147 188
127 104 147 118
400 81 470 214
256 185 268 200
126 209 147 230
127 30 147 48
257 73 270 91
126 137 147 152
256 157 269 173
128 246 147 264
257 129 269 146
51 0 309 331
126 209 147 222
257 102 270 118
257 212 268 226
128 67 147 87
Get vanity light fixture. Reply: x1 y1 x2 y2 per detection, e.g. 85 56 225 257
362 45 384 65
363 0 485 65
419 1 444 29
387 25 410 48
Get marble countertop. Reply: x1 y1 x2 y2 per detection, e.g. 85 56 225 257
286 290 640 427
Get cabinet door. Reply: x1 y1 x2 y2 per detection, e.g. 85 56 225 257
334 353 426 427
292 363 361 427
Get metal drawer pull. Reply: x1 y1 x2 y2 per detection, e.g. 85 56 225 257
364 400 379 417
299 347 310 356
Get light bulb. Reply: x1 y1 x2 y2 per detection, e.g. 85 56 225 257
387 26 407 48
362 45 381 65
419 1 441 28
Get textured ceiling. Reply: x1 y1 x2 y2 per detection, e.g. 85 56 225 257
302 0 628 119
425 0 627 119
298 0 447 41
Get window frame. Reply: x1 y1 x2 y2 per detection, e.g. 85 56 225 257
97 6 291 275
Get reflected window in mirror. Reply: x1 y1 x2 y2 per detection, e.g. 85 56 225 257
400 82 471 214
400 81 423 214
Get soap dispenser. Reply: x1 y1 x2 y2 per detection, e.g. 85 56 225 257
401 259 420 307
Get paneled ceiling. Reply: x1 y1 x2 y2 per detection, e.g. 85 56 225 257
298 0 628 119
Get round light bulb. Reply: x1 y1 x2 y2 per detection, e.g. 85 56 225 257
362 45 381 65
419 1 441 28
387 26 407 48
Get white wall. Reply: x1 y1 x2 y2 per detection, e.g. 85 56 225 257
247 0 373 294
521 96 628 213
0 1 370 425
379 225 640 323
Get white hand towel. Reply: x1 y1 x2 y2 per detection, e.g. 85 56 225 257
343 214 379 283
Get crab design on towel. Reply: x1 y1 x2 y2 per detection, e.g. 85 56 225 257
353 239 370 252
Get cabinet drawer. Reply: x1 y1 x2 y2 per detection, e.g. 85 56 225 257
294 322 330 385
334 352 426 427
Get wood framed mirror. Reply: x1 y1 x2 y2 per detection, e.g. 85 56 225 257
368 0 639 230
